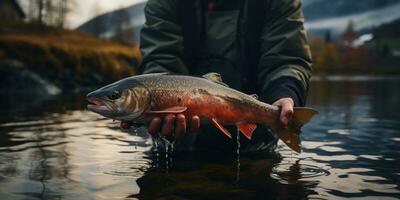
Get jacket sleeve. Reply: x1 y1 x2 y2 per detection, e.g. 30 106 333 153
138 0 189 74
257 0 312 106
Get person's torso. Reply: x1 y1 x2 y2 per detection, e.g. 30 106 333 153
170 0 278 153
188 0 243 90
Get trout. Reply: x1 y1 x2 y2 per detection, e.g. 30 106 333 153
87 73 318 153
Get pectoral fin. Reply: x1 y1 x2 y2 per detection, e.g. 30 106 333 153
147 106 187 114
237 123 257 139
211 118 232 138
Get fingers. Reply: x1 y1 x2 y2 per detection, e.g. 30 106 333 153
280 102 294 126
273 98 294 126
148 117 162 137
123 114 201 139
174 114 186 138
189 116 200 132
161 114 176 136
162 114 200 138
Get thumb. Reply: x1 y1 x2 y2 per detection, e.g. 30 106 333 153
281 106 293 126
277 99 294 126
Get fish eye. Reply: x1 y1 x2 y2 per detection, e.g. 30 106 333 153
108 90 121 100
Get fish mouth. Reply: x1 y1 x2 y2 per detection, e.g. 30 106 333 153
87 97 114 116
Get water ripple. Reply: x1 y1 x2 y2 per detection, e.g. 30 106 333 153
271 161 330 184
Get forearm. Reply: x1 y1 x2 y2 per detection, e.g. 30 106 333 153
257 0 312 106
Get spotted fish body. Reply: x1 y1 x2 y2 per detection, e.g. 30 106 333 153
87 73 318 152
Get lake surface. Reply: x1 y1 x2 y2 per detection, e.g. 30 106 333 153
0 77 400 200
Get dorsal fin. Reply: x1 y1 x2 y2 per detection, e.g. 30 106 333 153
250 94 258 99
202 72 229 87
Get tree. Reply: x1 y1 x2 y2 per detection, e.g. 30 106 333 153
324 30 331 43
341 20 358 45
27 0 38 22
27 0 73 27
38 0 44 24
58 0 68 27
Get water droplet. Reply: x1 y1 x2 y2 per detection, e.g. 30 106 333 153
236 128 241 154
133 129 138 150
165 142 169 159
154 138 159 157
170 141 175 155
236 128 241 183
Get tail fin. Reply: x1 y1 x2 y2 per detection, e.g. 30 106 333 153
276 107 319 153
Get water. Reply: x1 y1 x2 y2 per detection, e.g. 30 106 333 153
1 77 400 199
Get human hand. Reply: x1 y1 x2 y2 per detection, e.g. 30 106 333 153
120 114 200 138
273 98 294 126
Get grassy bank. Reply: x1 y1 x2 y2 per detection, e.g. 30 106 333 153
0 22 140 88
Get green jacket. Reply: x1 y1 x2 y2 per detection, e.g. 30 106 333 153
138 0 312 152
139 0 312 107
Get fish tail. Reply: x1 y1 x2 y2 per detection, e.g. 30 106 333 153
275 107 319 153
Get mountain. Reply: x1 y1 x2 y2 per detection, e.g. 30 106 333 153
305 1 400 37
77 2 146 42
302 0 400 21
77 0 400 41
373 18 400 38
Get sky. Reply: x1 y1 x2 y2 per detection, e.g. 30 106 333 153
18 0 146 29
68 0 146 28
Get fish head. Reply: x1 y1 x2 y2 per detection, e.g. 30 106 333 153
86 79 151 121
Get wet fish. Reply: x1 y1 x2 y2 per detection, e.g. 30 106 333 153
87 73 318 153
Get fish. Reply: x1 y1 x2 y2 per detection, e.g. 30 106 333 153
86 72 318 153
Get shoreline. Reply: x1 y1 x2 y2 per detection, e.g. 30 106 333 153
311 74 400 81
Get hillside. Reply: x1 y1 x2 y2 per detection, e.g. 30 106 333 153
0 22 141 89
373 18 400 39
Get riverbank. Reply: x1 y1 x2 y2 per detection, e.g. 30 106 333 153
0 22 140 91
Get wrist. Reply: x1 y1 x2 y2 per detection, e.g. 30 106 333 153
262 77 306 107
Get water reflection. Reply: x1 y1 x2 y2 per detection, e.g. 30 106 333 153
135 152 324 200
0 78 399 199
0 111 153 199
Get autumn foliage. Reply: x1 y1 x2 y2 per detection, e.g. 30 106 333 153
311 39 376 74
